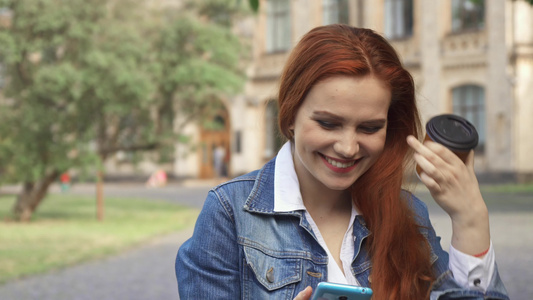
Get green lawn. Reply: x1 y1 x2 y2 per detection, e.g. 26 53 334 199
480 183 533 193
0 193 199 284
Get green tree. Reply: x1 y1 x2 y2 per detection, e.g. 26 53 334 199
77 1 158 221
0 0 111 221
0 0 247 221
148 6 245 142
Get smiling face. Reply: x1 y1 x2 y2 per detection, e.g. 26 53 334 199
290 75 391 193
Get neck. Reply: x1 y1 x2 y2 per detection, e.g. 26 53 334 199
300 184 352 216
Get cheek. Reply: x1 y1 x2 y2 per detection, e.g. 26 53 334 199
296 123 330 146
366 133 387 156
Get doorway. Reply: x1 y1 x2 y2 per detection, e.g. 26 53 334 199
199 108 230 179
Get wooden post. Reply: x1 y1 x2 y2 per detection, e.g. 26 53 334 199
96 159 105 221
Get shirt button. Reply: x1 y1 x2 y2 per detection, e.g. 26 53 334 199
266 267 274 283
473 278 481 286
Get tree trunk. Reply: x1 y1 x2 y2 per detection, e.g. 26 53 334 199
96 170 104 221
12 171 60 222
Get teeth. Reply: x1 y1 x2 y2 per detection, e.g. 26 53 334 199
325 156 356 168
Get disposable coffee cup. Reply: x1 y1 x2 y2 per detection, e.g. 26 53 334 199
416 114 479 177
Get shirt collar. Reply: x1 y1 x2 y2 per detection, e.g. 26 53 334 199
273 142 359 216
274 141 307 212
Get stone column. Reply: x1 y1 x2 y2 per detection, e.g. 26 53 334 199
292 0 313 43
486 0 514 172
512 0 533 181
418 0 442 122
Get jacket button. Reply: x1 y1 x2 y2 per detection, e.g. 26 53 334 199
266 267 274 283
368 275 372 283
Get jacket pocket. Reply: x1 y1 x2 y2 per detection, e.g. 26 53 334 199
243 246 303 291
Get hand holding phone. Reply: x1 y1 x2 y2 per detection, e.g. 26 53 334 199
310 282 373 300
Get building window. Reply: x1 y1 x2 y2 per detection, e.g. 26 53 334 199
266 0 291 53
264 100 283 159
384 0 413 39
323 0 350 25
452 85 486 152
451 0 485 32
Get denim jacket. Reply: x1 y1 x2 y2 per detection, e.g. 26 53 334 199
176 158 509 299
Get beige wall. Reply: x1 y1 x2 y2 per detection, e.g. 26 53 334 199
512 1 533 181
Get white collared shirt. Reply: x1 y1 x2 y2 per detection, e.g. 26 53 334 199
273 142 495 290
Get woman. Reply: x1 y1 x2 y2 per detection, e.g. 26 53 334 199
176 25 509 300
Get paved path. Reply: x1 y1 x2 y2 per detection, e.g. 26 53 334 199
0 182 531 299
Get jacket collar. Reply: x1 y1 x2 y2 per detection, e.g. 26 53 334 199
243 157 302 217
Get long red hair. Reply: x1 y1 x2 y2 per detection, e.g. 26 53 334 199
278 25 434 299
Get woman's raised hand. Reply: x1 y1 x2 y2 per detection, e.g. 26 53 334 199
407 135 490 256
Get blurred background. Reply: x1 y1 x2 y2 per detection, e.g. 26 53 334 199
0 0 532 299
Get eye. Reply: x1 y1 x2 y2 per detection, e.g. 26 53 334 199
360 126 384 134
316 120 338 129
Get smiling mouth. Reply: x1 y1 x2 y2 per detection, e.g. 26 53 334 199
322 155 359 169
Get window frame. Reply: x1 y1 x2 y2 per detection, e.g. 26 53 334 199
323 0 350 25
451 0 485 33
266 0 292 53
384 0 414 40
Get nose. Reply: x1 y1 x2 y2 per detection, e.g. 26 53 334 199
333 131 359 159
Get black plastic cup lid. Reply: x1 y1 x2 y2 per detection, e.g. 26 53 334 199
426 114 478 151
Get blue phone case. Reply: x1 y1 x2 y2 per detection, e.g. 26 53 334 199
311 282 373 300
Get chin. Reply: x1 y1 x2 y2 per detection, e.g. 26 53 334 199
324 179 356 191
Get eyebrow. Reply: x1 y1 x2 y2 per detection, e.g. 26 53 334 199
311 111 387 125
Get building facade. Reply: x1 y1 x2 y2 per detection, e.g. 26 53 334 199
3 1 530 182
198 0 532 182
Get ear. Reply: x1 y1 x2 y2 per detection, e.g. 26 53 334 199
288 123 295 138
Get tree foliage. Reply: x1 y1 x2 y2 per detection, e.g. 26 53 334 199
150 6 245 137
0 0 247 221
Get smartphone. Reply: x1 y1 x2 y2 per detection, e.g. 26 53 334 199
311 282 373 300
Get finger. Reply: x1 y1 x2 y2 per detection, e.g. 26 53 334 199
423 140 466 167
406 135 423 151
413 149 446 183
465 150 475 171
408 137 447 167
294 286 313 300
413 151 434 172
409 136 445 181
419 170 442 193
421 142 457 166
